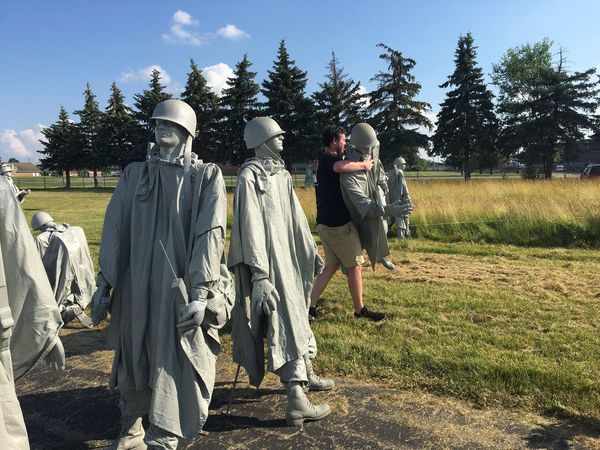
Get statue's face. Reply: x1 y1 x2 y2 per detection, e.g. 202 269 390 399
154 119 187 149
265 134 284 153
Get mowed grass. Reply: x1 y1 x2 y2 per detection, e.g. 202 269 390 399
21 183 600 419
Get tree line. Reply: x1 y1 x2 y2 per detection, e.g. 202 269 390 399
39 36 600 187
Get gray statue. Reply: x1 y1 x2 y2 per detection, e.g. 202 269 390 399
304 165 315 187
1 175 65 449
229 117 333 426
0 164 30 203
32 212 96 328
340 123 402 270
386 157 414 238
91 99 234 449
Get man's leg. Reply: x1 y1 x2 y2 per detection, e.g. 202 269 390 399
346 264 364 315
309 261 340 308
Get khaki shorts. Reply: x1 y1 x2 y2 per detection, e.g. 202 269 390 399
317 222 364 269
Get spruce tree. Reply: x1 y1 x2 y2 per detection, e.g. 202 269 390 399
74 83 104 187
218 54 260 164
133 69 172 130
368 43 432 166
312 52 365 134
180 59 220 161
493 41 600 179
99 83 145 170
39 107 83 188
261 40 314 163
431 33 498 180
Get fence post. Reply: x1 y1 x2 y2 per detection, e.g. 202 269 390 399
44 176 46 189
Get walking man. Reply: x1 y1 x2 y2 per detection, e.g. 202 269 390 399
309 125 387 322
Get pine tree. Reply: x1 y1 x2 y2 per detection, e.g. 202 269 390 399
99 83 145 170
180 59 220 161
218 54 260 164
493 40 600 179
312 52 365 134
431 34 498 180
261 40 314 163
74 83 104 187
133 69 172 130
368 43 432 167
39 107 83 188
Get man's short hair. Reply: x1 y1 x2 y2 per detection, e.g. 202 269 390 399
322 125 346 147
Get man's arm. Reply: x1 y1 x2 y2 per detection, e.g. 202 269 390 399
333 159 374 173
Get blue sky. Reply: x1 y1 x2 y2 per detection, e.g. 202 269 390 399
1 0 599 162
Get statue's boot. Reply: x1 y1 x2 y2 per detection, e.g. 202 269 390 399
110 416 146 450
61 305 94 328
304 355 335 391
285 382 331 426
380 258 396 271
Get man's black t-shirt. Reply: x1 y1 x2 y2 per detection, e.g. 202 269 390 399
316 153 352 227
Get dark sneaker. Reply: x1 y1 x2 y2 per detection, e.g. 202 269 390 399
354 306 387 322
308 307 321 321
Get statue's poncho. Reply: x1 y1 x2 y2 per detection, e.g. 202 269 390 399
35 225 95 311
340 163 390 268
228 158 322 387
0 177 62 380
97 155 233 439
0 176 62 449
386 168 412 209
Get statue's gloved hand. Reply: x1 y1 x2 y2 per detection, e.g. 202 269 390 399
177 296 207 331
45 338 65 371
384 200 405 216
252 278 279 316
91 285 111 325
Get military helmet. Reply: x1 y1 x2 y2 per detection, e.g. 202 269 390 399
0 164 12 175
349 123 379 149
150 99 197 138
31 211 54 231
244 117 285 149
394 156 407 167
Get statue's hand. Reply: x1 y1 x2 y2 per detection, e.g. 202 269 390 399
177 298 207 331
45 338 65 371
252 278 279 316
91 286 111 325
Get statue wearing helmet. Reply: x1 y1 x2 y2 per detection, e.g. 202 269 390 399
229 117 333 426
31 211 96 328
91 99 234 449
387 157 414 238
340 123 402 270
0 174 65 448
0 164 30 203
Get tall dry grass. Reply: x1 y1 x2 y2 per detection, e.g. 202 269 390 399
293 178 600 247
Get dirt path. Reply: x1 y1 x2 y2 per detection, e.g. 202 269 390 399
15 327 600 449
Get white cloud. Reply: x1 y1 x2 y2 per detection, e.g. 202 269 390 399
201 63 234 96
118 65 172 85
0 125 46 162
173 10 197 26
161 11 250 45
165 82 185 96
216 24 250 41
357 84 370 108
162 10 207 46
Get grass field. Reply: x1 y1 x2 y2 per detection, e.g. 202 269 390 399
19 180 600 420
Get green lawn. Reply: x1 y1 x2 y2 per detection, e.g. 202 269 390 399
20 189 600 419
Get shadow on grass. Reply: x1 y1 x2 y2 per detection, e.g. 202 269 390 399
19 386 120 449
526 413 600 448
